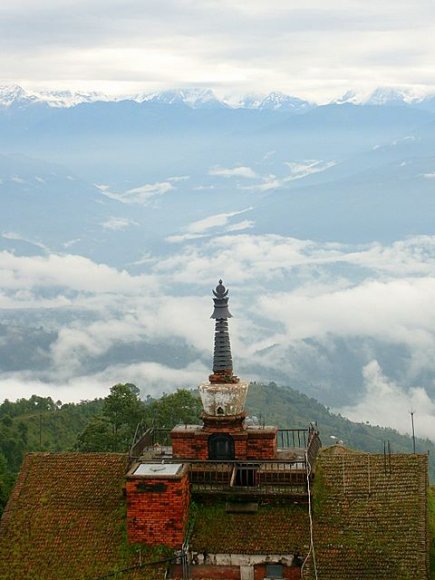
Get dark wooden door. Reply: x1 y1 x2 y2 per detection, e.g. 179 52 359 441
208 433 235 460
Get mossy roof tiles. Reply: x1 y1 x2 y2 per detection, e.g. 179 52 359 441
0 452 167 579
190 503 311 555
191 451 430 579
306 450 430 580
0 449 430 579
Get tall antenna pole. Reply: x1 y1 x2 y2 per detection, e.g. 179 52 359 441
410 410 416 454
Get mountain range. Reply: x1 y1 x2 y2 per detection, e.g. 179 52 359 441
2 83 435 255
3 83 435 110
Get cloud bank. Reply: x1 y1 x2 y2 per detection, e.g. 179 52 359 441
1 232 435 441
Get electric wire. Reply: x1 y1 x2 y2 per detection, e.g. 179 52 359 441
301 451 318 580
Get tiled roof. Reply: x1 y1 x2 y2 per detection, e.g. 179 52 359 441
1 449 430 579
190 450 430 579
190 502 310 554
306 450 430 579
0 453 168 579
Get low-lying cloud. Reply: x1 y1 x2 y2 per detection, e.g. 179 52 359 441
209 166 257 178
97 181 174 205
100 217 138 230
340 360 435 442
167 208 253 242
1 233 435 441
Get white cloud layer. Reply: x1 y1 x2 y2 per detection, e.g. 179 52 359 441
97 182 174 205
0 360 208 404
209 166 257 178
1 233 435 441
340 360 435 442
238 160 336 192
285 160 337 180
167 208 253 242
100 217 138 230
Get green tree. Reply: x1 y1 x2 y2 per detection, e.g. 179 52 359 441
103 383 144 450
75 416 115 452
76 384 144 452
1 415 12 427
17 421 28 444
103 384 142 429
144 389 202 429
0 452 13 517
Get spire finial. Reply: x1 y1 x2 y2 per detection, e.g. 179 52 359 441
209 279 238 384
211 279 232 320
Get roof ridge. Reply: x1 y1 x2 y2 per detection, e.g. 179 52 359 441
0 453 34 531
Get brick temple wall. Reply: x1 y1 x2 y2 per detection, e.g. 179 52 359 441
254 564 301 579
171 427 208 460
170 564 241 579
171 563 301 579
171 425 277 461
247 427 277 459
126 468 190 548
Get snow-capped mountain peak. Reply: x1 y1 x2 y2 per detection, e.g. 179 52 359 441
222 92 265 109
222 91 312 112
366 87 412 106
334 86 429 106
259 91 312 111
35 89 109 108
0 84 109 108
134 88 223 108
0 84 38 107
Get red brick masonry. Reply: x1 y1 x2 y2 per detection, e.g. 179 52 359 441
170 563 301 579
126 465 190 548
254 564 301 579
171 424 278 460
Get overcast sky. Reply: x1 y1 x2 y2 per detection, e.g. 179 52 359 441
1 0 435 101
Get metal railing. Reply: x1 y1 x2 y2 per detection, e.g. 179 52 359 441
151 428 172 446
277 428 310 449
130 425 322 488
129 425 172 458
129 425 153 458
187 459 309 496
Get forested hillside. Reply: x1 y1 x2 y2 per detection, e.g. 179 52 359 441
1 382 434 518
247 383 434 457
0 395 103 514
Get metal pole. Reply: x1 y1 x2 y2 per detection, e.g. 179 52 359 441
410 411 416 454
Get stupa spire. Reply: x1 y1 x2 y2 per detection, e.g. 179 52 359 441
209 280 238 384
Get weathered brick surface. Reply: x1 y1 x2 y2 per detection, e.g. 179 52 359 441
170 564 241 578
171 562 301 579
171 429 208 460
171 425 277 461
172 427 248 460
254 563 301 579
305 451 430 580
247 428 277 460
126 472 190 548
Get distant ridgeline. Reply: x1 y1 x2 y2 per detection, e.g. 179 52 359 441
0 381 434 517
246 383 435 482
